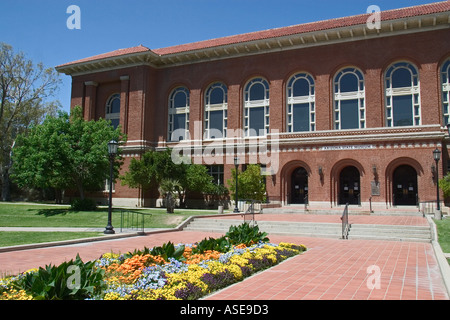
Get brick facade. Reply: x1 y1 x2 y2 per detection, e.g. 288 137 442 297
57 3 450 212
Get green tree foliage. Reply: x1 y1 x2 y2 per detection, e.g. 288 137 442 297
158 178 181 213
11 106 126 201
439 174 450 197
0 43 61 201
228 164 267 202
121 149 217 208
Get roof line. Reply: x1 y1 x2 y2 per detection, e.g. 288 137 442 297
56 1 450 69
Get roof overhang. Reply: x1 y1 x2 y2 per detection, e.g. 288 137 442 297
55 8 450 77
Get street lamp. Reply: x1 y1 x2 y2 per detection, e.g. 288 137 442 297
233 157 240 213
433 148 441 215
104 140 118 234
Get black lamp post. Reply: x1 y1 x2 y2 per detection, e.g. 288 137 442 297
104 140 118 234
433 148 441 213
233 157 240 213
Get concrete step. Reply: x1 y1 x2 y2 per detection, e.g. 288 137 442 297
183 218 432 243
347 224 432 242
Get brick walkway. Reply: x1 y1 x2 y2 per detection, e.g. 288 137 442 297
0 214 448 300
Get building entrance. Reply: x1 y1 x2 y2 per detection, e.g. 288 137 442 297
291 167 308 204
393 165 418 206
339 166 360 205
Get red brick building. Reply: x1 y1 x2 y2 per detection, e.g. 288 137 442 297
56 2 450 213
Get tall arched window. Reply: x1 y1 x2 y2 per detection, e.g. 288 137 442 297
168 87 190 141
204 82 227 139
244 78 270 137
385 62 420 127
287 73 315 132
333 68 365 130
106 93 120 129
441 58 450 125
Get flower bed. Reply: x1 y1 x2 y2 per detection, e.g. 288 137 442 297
0 242 306 300
0 223 307 300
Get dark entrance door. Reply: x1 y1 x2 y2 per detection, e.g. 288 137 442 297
339 166 360 205
393 165 418 206
291 167 308 204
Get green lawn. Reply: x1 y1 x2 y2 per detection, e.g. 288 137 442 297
0 202 222 248
434 218 450 266
0 231 103 248
0 203 221 228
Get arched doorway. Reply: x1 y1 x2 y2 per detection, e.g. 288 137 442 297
393 165 418 206
291 167 308 204
339 166 360 205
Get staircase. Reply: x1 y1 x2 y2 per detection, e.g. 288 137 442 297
347 224 432 242
182 218 432 243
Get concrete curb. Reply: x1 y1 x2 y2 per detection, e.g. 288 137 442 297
426 215 450 298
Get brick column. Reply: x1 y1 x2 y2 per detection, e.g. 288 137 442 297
83 81 98 120
120 75 130 134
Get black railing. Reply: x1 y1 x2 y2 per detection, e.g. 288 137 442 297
120 210 152 235
341 203 350 240
241 200 262 226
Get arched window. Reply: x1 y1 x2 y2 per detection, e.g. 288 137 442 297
244 78 270 137
287 73 315 132
204 82 227 139
168 87 190 141
441 58 450 125
106 93 120 129
385 62 420 127
333 68 365 130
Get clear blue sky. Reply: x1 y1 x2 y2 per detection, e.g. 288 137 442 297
0 0 438 112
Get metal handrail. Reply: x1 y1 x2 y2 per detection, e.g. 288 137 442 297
241 200 262 226
120 210 152 235
341 203 350 240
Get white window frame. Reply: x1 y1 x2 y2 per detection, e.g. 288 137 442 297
287 73 316 132
441 58 450 126
385 62 421 127
168 87 190 141
333 67 366 130
105 93 120 128
204 82 228 139
244 78 270 137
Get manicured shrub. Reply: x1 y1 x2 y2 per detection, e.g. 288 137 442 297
70 198 97 211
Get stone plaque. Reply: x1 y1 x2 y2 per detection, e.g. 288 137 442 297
371 181 380 196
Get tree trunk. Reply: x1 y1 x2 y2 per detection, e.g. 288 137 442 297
1 169 11 201
1 148 12 202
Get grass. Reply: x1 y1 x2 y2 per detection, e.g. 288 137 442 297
435 218 450 253
0 202 222 248
0 232 103 248
0 203 220 228
434 218 450 264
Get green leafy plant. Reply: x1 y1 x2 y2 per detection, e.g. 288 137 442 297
13 254 105 300
123 242 185 261
193 236 231 254
225 223 269 246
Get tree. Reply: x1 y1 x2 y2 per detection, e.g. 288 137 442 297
439 174 450 198
121 149 216 208
0 43 61 201
11 106 126 202
228 164 266 202
158 178 181 213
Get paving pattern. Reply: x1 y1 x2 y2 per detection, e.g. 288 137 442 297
0 213 448 300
